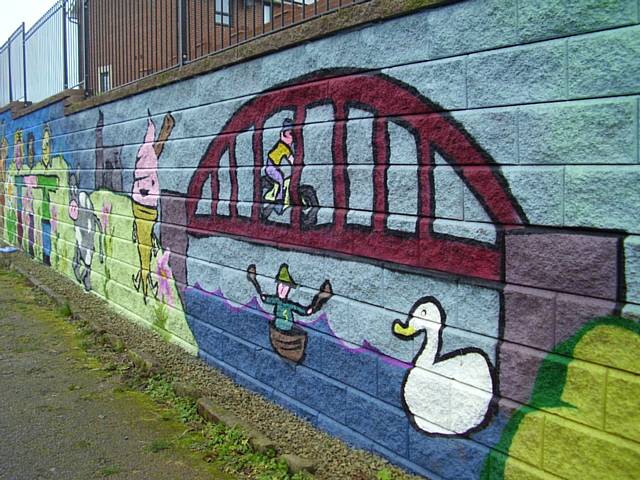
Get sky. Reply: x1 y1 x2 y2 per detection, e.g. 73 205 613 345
0 0 57 44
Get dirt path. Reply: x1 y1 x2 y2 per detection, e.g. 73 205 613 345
0 269 232 480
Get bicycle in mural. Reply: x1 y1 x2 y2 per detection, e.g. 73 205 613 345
260 118 320 226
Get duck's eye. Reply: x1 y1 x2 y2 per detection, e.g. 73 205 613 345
421 309 427 316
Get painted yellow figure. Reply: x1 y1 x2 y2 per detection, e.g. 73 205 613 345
131 112 174 302
42 125 51 169
13 129 24 170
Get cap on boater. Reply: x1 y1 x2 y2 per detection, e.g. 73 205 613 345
276 263 297 287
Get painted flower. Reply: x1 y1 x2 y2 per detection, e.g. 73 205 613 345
101 202 111 231
23 190 32 214
13 134 23 170
50 205 58 234
155 250 173 307
23 176 36 214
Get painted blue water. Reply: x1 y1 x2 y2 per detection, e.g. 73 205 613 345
184 285 509 480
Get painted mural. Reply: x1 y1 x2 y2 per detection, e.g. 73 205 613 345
1 11 638 478
0 107 196 353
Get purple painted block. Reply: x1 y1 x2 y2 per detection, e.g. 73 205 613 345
503 285 556 351
159 191 188 292
498 341 547 405
555 293 617 345
505 229 622 301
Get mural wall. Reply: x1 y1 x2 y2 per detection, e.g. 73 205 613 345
1 1 639 478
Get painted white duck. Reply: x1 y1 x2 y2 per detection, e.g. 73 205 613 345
392 296 495 436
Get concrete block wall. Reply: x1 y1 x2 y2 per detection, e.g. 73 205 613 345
1 1 639 478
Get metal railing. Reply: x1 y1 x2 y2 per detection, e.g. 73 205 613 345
0 0 84 106
1 0 368 107
0 25 27 105
86 0 367 95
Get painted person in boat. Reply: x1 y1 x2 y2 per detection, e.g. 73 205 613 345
247 263 332 362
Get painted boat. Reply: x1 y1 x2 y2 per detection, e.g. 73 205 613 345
269 322 307 363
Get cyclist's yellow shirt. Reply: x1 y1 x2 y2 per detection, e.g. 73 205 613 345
268 141 292 166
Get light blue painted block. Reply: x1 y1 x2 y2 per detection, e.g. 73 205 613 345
383 57 467 110
568 26 640 98
434 164 464 221
518 0 638 42
499 166 564 226
427 0 518 59
565 165 640 232
518 98 638 165
467 41 566 108
450 107 519 165
625 235 640 305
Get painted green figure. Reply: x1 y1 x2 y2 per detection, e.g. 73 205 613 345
261 264 312 331
36 175 58 265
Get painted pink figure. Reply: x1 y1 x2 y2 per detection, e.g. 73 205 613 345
131 112 175 301
132 118 161 208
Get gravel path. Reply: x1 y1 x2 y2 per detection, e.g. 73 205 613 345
0 268 233 480
4 251 425 480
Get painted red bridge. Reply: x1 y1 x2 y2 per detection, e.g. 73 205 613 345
186 70 526 282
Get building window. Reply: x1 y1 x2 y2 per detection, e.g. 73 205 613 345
215 0 231 25
98 66 111 93
263 1 271 24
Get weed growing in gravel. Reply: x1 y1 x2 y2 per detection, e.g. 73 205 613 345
197 423 311 480
143 376 313 479
145 376 199 424
377 468 396 480
57 302 72 318
99 465 121 477
149 439 172 453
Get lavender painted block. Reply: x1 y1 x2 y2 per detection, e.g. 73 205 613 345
505 230 622 301
498 341 547 405
503 285 556 351
554 293 617 346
